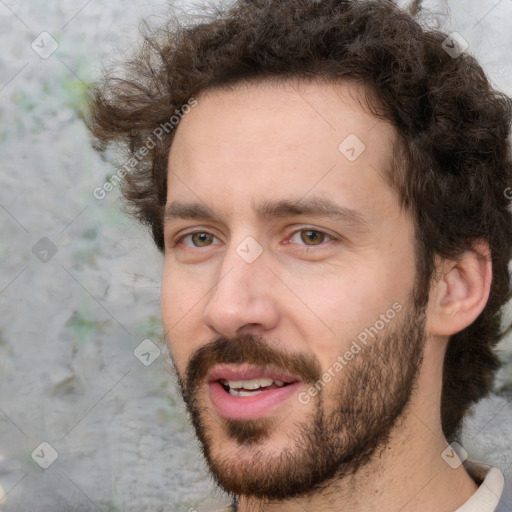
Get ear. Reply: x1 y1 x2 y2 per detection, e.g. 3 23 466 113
427 240 492 337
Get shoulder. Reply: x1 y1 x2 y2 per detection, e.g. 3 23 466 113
463 458 512 512
495 475 512 512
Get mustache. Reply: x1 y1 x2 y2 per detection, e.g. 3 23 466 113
185 333 322 388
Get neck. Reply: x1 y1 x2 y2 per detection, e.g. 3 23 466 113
235 418 477 512
236 341 479 512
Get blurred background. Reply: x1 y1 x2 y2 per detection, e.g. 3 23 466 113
0 0 511 510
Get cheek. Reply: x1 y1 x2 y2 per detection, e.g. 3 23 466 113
277 270 369 370
161 260 203 322
284 259 412 368
161 259 230 372
161 264 202 364
161 266 180 330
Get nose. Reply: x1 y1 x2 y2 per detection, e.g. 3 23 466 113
202 242 280 339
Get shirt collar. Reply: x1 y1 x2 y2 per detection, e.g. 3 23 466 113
454 459 505 512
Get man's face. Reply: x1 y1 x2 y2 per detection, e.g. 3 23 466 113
161 79 425 499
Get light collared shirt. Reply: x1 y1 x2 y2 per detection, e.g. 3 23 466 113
456 459 510 512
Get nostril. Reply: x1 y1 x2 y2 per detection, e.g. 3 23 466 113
236 323 260 335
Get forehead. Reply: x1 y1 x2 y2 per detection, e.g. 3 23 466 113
166 78 398 220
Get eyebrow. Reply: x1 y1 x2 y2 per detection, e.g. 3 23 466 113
164 196 370 230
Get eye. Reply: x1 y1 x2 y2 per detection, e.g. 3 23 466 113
286 228 335 252
176 231 221 248
289 229 334 247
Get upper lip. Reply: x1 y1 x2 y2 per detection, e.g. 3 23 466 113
206 364 301 384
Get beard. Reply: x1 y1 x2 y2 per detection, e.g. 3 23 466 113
170 297 427 502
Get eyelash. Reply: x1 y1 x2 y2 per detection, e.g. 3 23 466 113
172 228 337 253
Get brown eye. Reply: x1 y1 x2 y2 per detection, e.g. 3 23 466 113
176 231 219 248
300 230 327 246
286 228 337 255
190 232 214 247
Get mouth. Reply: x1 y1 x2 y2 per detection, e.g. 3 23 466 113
205 365 304 421
218 376 289 396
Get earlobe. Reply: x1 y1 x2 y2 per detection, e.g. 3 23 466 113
427 241 492 337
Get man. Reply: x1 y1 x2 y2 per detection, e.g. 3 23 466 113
87 0 512 510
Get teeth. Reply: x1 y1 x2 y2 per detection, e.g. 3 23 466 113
228 388 265 397
219 377 286 390
224 380 244 389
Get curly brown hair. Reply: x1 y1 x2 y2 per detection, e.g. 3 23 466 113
87 0 512 443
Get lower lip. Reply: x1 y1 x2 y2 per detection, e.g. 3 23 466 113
208 381 303 420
